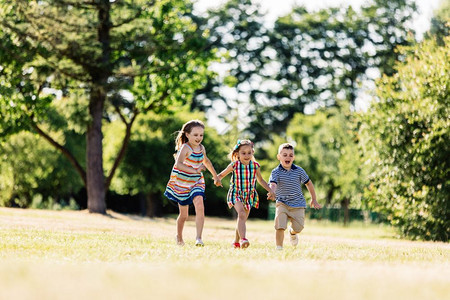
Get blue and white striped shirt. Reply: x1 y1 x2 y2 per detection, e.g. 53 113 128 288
269 164 310 208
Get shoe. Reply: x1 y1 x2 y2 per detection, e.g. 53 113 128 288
232 242 240 249
240 238 250 249
276 246 283 250
289 227 299 246
195 239 204 247
176 235 185 246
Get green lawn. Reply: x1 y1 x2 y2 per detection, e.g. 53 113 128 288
0 207 448 300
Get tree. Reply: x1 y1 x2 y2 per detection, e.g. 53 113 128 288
0 0 214 213
247 0 417 141
190 0 271 133
192 0 416 141
359 35 450 241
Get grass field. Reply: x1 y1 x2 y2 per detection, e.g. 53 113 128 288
0 207 449 300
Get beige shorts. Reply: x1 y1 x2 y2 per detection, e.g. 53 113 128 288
274 202 305 233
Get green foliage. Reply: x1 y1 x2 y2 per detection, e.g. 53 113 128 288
0 132 83 207
193 0 417 141
359 36 450 241
0 0 214 127
246 0 416 141
30 194 79 210
0 0 215 211
426 0 450 45
191 0 270 112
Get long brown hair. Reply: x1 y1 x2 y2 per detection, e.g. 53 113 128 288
174 120 205 151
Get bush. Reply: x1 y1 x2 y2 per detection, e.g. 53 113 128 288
359 37 450 241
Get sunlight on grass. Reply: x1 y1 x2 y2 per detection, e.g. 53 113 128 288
0 207 449 300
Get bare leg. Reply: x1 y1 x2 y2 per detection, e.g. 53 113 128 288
234 228 240 244
193 196 205 241
177 204 189 245
234 202 250 240
276 229 285 247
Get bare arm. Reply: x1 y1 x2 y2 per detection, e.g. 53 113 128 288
175 144 201 174
204 156 222 186
306 180 321 209
268 182 277 201
202 145 222 186
256 169 275 199
269 182 277 192
217 163 234 180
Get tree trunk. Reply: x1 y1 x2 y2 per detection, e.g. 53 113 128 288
146 192 163 218
86 1 111 214
146 193 155 218
326 186 334 206
86 86 106 214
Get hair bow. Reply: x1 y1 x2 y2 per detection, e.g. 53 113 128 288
233 140 242 151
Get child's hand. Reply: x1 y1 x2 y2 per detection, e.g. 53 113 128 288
267 189 276 201
214 176 223 187
310 199 321 209
196 164 206 174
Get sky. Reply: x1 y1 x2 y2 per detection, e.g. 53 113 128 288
194 0 443 39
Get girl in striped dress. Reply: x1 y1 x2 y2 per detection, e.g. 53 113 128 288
165 120 221 247
217 140 275 248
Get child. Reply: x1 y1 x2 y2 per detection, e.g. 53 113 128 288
164 120 221 247
217 140 275 249
269 143 321 250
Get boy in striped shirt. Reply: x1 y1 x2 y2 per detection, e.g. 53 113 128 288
269 143 321 250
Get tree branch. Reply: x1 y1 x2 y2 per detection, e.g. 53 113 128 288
144 90 169 113
111 10 142 28
104 85 168 190
113 104 129 125
1 18 95 79
30 121 87 186
104 111 138 190
53 0 97 9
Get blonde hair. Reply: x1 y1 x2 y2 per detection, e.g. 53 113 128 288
174 120 205 151
278 143 294 154
228 139 254 161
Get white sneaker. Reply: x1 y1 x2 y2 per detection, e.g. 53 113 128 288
276 246 283 250
240 238 250 249
289 227 299 246
195 239 204 247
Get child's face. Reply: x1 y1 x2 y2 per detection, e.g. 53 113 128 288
186 126 204 147
238 145 253 165
277 148 295 169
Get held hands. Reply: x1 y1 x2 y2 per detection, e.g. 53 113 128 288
310 199 322 209
213 175 223 187
267 189 276 201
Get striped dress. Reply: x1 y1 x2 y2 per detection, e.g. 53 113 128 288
227 160 260 210
164 144 205 206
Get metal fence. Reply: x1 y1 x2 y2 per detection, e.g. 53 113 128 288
267 202 383 223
